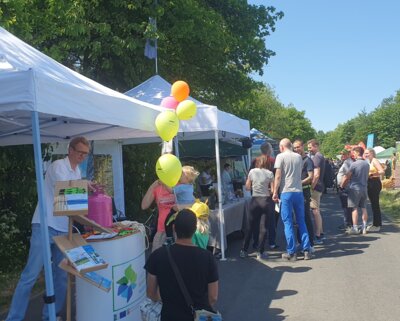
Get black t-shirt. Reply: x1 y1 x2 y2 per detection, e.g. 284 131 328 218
302 155 314 181
144 244 219 321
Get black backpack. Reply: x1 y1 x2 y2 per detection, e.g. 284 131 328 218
323 159 334 188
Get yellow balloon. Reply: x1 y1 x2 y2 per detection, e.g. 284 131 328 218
176 100 197 120
156 154 182 187
155 110 180 141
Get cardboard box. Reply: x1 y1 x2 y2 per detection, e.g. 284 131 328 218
54 179 88 216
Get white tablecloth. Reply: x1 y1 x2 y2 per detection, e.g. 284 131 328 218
208 198 249 251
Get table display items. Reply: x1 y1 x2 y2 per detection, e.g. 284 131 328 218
64 244 107 272
52 179 113 321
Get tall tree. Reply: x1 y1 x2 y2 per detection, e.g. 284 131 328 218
0 0 283 106
369 91 400 148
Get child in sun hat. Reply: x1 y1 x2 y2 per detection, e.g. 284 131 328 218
190 199 210 249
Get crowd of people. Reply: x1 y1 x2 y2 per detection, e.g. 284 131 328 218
5 134 390 321
239 138 388 263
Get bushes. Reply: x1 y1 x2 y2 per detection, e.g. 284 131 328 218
0 209 27 273
0 145 37 273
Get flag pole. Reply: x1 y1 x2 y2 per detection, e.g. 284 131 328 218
155 0 158 74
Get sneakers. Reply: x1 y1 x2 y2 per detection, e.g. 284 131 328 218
256 252 269 260
304 251 312 260
345 226 353 234
239 249 248 258
347 227 360 235
314 236 324 245
366 225 381 232
282 252 297 261
362 226 367 235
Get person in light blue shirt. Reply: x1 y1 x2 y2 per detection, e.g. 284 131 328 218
173 166 199 209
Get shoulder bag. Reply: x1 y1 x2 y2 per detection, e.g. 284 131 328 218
166 245 222 321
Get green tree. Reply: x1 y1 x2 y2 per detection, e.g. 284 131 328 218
231 85 316 141
0 145 37 272
1 0 283 107
369 91 400 148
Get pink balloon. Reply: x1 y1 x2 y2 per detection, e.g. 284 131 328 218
161 96 179 110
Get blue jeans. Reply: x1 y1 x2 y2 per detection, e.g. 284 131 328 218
280 192 311 254
6 224 67 321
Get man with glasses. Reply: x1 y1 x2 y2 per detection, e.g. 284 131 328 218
6 137 90 321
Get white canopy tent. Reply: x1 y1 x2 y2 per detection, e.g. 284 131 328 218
124 75 249 142
0 27 162 320
124 75 250 259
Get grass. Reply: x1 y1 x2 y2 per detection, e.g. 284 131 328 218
0 271 44 315
380 189 400 224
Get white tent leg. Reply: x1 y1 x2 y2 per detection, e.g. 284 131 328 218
31 111 57 321
113 141 125 216
174 136 180 158
215 130 226 260
247 148 252 170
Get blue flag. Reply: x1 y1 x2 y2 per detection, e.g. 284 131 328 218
144 17 157 60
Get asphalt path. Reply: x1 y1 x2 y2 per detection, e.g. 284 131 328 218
217 190 400 321
2 190 400 321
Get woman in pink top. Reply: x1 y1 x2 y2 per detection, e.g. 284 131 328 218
142 180 176 251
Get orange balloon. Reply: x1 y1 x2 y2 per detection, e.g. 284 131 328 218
171 80 190 102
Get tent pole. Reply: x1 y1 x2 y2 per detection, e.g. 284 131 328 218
31 111 57 321
214 130 226 260
247 148 251 170
174 136 180 158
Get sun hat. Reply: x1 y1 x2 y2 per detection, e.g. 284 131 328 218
190 199 209 219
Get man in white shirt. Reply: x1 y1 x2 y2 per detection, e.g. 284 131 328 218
6 137 90 321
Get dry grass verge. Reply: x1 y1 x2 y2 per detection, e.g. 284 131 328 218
381 189 400 224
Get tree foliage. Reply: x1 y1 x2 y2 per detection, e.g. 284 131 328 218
231 85 316 142
320 91 400 158
0 145 36 272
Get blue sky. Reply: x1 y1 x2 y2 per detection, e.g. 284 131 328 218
248 0 400 132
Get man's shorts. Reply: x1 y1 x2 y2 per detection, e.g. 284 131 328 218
310 189 322 209
347 189 367 209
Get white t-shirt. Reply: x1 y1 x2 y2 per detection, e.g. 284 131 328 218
274 150 303 193
31 157 81 232
248 168 274 197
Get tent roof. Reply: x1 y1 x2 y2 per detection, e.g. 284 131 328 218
0 27 162 146
376 147 396 158
124 75 250 142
